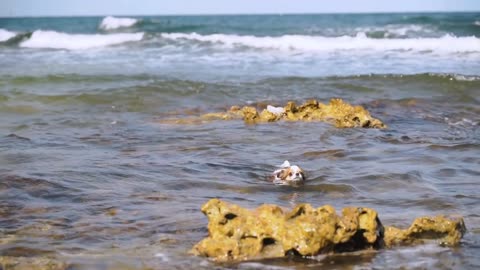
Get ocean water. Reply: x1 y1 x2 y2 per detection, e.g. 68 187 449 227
0 13 479 269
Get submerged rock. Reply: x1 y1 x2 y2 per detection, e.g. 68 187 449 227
384 215 466 247
191 199 466 262
0 256 67 270
159 99 386 128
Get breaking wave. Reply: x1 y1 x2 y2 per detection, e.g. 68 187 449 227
99 16 139 30
20 30 144 50
0 29 17 42
354 24 434 38
160 32 480 53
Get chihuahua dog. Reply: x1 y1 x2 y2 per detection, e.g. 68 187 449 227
268 160 305 185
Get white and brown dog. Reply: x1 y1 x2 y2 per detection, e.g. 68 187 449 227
268 160 305 185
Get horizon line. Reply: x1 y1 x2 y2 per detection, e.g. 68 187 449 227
1 10 479 19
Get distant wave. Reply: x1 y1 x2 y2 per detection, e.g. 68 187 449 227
354 24 433 38
0 29 17 42
20 30 144 50
99 16 139 30
474 21 480 26
161 32 480 53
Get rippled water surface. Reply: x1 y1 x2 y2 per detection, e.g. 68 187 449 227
1 13 480 269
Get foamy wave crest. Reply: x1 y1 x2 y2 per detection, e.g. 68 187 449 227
0 29 17 42
161 32 480 53
99 16 138 30
474 21 480 26
355 24 432 37
20 30 144 50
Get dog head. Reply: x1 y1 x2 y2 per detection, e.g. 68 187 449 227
277 165 305 182
271 161 305 185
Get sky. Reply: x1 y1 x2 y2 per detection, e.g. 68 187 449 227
1 0 479 17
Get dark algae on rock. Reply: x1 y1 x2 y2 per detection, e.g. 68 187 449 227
192 199 466 262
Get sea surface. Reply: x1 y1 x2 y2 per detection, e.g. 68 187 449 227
0 13 480 269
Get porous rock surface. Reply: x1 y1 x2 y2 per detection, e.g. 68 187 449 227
162 99 386 128
191 199 466 262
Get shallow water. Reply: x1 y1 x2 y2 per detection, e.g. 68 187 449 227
1 13 480 269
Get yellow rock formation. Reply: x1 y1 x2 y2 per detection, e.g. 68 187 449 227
191 199 466 262
159 99 386 128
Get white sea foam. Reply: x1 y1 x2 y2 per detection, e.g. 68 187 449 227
99 16 138 30
267 105 285 116
20 30 144 50
387 25 426 36
0 29 16 42
354 24 430 37
154 252 170 262
161 32 480 53
475 21 480 26
452 74 480 81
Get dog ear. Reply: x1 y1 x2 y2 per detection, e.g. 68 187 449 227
277 169 287 180
279 160 290 168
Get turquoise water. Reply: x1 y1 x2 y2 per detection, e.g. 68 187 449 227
0 13 480 269
2 13 480 36
1 13 480 79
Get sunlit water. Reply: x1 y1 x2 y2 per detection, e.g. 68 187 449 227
1 13 480 269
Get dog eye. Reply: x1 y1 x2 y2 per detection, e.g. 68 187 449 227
296 173 300 177
288 172 293 177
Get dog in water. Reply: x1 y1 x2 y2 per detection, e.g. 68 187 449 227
268 160 305 185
